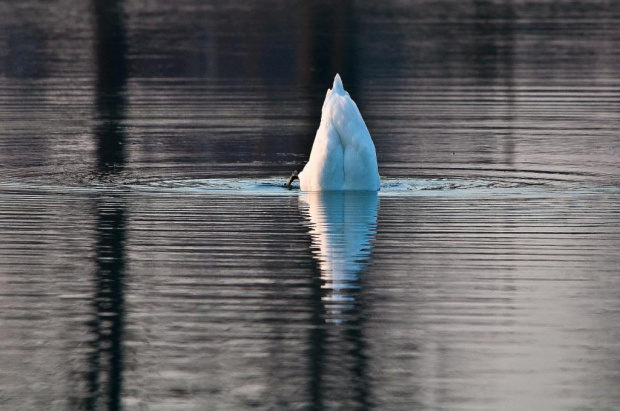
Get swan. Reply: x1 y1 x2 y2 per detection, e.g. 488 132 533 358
287 74 380 191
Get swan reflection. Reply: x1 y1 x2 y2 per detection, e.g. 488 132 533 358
299 191 379 323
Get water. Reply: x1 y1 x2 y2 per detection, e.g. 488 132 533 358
1 0 619 410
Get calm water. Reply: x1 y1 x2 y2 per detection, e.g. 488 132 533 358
1 1 620 410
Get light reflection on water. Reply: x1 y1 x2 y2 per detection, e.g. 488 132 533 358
0 0 619 410
299 191 379 323
0 181 619 409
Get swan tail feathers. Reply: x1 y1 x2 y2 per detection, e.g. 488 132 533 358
333 74 344 92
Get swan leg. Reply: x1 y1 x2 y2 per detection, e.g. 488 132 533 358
286 170 299 188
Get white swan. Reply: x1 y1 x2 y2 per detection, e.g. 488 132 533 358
288 74 380 191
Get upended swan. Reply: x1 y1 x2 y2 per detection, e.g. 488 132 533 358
287 74 380 191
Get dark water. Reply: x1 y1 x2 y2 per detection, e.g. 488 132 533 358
1 1 620 410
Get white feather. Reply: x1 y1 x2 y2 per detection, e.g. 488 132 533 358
298 74 380 191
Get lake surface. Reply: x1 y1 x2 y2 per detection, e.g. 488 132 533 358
1 1 619 410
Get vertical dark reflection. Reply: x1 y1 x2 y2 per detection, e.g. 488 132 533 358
343 288 371 411
93 0 127 174
308 257 326 411
87 197 127 411
86 0 128 410
306 290 372 410
310 0 358 91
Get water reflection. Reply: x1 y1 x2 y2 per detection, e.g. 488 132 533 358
296 0 361 157
473 0 517 166
0 0 619 409
300 191 378 410
300 191 379 323
93 0 127 175
87 196 126 411
86 1 128 409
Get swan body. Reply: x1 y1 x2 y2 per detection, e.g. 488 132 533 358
297 74 380 191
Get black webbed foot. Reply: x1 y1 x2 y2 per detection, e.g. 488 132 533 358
286 170 299 189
